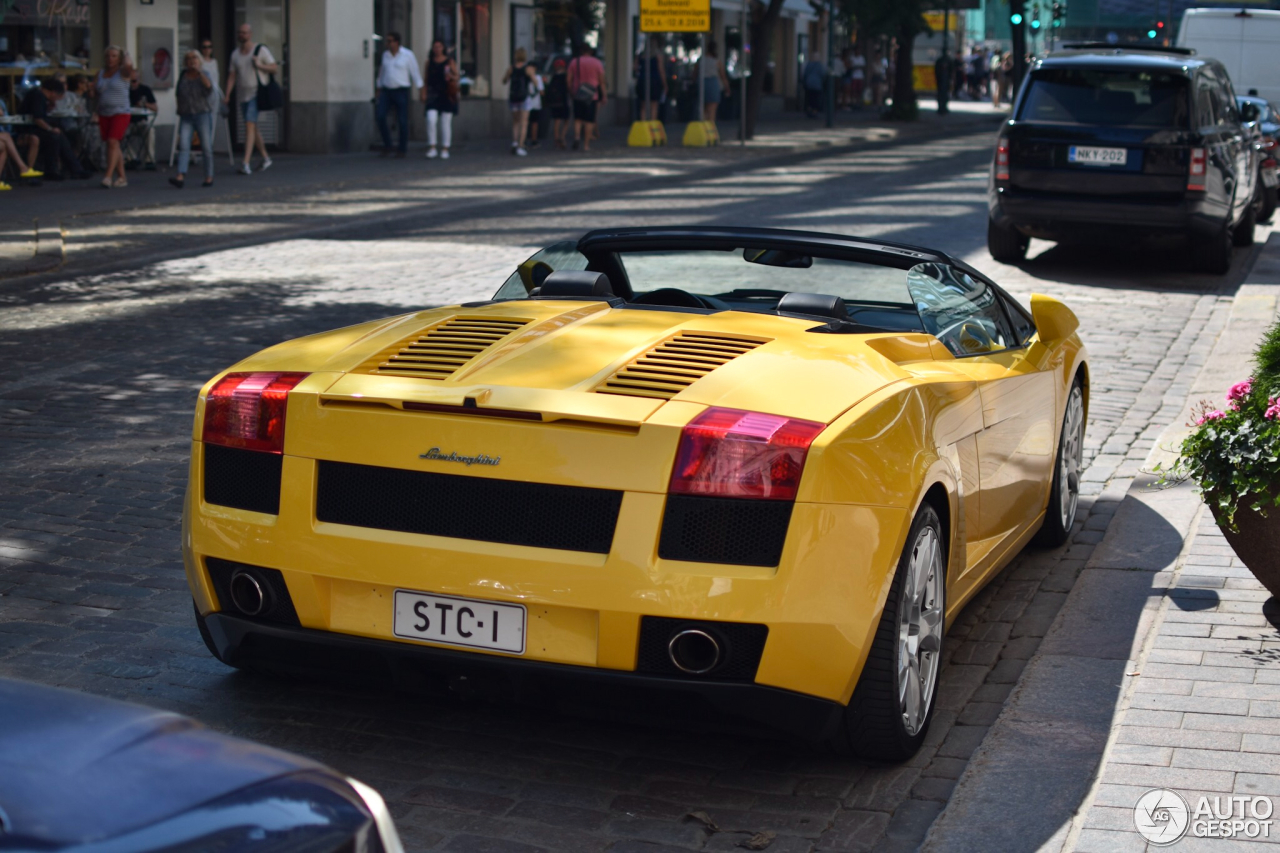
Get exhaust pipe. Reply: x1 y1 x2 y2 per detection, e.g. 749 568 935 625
229 569 268 616
668 628 722 675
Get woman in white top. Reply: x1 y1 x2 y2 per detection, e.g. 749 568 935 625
198 39 223 113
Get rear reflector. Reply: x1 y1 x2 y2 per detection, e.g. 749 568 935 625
1188 147 1207 192
995 141 1010 182
669 407 824 501
202 372 309 454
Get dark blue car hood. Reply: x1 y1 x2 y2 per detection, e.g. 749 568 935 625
0 678 322 847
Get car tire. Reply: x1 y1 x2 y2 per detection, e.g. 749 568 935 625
987 217 1029 263
1260 184 1277 224
1234 199 1258 248
840 503 946 761
1192 226 1232 275
1034 379 1085 548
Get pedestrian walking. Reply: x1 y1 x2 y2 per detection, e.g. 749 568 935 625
92 45 132 188
802 52 825 118
375 32 422 158
224 23 277 175
526 69 545 148
700 40 728 123
170 50 215 189
545 57 570 149
635 38 667 122
503 48 537 156
567 42 606 152
421 40 458 159
850 49 866 109
128 70 158 169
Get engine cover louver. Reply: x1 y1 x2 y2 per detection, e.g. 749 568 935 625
368 317 530 379
596 332 768 400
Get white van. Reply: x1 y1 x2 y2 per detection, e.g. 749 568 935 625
1177 8 1280 102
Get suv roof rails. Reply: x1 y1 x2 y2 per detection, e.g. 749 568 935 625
1056 42 1196 56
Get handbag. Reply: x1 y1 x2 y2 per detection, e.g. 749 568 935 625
572 58 598 102
253 44 285 111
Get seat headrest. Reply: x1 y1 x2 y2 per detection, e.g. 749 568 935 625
535 271 614 299
777 292 848 321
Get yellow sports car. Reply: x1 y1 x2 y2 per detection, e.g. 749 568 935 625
185 227 1087 759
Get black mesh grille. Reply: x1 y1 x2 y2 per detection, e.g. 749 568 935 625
315 461 623 554
206 557 300 626
658 495 793 567
636 617 768 681
203 443 283 515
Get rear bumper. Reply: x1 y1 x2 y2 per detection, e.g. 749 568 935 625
203 611 847 742
990 187 1227 239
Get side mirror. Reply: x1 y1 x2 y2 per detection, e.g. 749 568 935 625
1030 293 1079 343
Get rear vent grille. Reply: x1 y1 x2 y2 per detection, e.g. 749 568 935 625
371 317 530 379
596 333 767 400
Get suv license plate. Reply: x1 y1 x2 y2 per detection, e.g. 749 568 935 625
393 589 526 654
1069 146 1127 166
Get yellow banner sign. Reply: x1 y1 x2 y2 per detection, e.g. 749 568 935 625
640 0 710 32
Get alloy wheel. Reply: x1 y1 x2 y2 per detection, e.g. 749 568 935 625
897 525 944 737
1059 385 1085 532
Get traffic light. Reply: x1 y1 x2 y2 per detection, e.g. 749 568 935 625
1011 12 1023 24
1031 17 1042 28
1052 2 1064 27
1147 28 1157 38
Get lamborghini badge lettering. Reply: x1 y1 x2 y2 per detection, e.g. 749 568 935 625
419 447 501 467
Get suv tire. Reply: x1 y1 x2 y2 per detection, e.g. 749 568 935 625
1234 199 1258 247
987 217 1029 263
1192 226 1232 275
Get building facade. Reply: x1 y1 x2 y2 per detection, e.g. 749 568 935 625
0 0 816 154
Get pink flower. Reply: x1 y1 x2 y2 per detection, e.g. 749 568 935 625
1228 378 1254 403
1266 398 1280 421
1196 410 1227 425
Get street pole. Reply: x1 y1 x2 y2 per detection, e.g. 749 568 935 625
739 0 747 144
937 0 950 115
825 0 834 128
645 35 651 122
698 32 706 122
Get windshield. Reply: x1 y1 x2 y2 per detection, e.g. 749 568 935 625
1019 68 1190 127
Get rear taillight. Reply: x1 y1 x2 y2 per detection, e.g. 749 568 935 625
1264 137 1277 152
202 372 309 454
1188 147 1207 192
669 407 824 501
995 141 1010 182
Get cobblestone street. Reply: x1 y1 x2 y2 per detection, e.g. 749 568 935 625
0 130 1265 852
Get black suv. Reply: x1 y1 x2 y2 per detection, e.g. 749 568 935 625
988 45 1261 273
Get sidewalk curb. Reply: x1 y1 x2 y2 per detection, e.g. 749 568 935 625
2 111 1002 288
0 219 63 279
922 234 1280 853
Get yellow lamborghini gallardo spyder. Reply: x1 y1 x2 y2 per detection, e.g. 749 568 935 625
185 227 1087 759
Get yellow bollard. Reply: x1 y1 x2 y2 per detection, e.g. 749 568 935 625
628 120 668 147
682 121 720 147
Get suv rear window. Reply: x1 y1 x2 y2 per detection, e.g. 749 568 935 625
1019 68 1190 128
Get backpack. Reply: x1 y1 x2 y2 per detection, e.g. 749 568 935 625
509 64 530 103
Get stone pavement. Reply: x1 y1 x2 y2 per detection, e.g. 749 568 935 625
0 125 1268 853
925 237 1280 853
0 99 1003 283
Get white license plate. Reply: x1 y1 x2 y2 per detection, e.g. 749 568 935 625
393 590 526 654
1069 146 1127 166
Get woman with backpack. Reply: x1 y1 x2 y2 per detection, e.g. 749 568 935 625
503 48 538 157
545 58 570 149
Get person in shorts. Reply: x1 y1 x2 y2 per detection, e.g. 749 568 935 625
224 23 278 175
526 66 545 148
567 42 606 152
92 45 133 188
503 48 538 156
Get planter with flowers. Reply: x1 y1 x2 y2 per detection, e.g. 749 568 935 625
1163 320 1280 598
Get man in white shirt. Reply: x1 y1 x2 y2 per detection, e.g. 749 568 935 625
224 23 279 175
376 32 423 158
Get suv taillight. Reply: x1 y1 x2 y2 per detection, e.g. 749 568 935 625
669 408 824 501
202 372 309 454
1188 147 1207 192
995 141 1010 182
